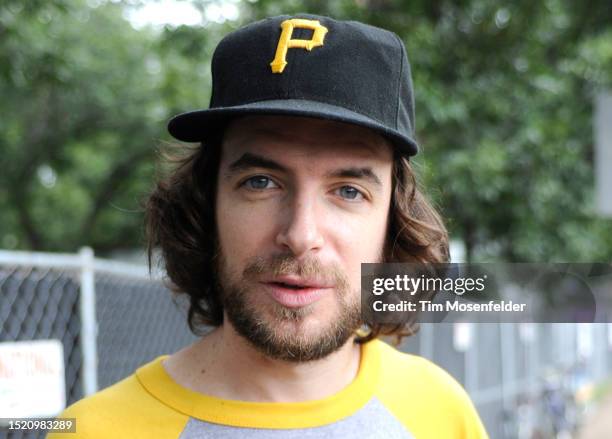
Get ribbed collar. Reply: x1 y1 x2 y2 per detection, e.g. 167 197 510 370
135 339 382 429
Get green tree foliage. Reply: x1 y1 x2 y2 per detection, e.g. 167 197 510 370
0 0 217 252
1 0 611 261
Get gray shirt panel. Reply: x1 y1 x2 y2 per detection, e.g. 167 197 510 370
178 397 413 439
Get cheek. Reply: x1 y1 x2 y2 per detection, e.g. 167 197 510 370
330 211 388 284
216 193 276 265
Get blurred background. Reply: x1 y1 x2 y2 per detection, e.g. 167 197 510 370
0 0 611 438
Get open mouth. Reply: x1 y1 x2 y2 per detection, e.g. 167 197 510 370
263 280 332 307
270 282 308 290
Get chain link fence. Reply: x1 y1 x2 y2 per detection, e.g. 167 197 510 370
402 322 612 438
95 268 197 389
0 249 197 439
1 248 611 438
0 265 83 408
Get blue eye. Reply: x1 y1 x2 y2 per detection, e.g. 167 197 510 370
337 186 363 200
243 176 277 190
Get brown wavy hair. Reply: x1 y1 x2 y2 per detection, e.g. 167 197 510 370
145 134 449 345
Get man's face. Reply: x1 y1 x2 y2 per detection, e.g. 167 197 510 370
215 115 394 362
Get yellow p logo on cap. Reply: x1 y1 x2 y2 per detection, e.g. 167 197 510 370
270 19 328 74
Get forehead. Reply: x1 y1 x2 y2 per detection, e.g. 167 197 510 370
220 115 394 164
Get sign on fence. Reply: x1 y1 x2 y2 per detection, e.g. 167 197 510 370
0 339 66 420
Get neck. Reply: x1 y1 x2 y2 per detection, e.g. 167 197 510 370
163 324 362 402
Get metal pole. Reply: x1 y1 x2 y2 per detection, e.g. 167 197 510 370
465 324 478 395
419 323 434 360
595 91 612 217
79 246 98 396
499 323 516 419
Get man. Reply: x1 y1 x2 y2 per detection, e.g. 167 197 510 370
49 14 488 438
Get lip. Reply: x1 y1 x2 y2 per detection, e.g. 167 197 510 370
260 276 334 308
263 275 334 289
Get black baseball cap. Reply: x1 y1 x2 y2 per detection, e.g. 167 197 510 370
168 14 419 157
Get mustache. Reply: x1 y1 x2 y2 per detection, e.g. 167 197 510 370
242 253 349 289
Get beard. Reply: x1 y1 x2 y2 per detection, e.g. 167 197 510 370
216 251 361 363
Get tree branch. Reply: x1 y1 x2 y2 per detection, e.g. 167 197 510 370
79 146 152 238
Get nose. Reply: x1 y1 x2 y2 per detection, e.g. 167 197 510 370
275 191 325 257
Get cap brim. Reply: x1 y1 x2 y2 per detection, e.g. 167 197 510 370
167 99 418 157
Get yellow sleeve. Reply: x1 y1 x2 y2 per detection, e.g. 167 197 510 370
374 344 489 438
46 374 189 439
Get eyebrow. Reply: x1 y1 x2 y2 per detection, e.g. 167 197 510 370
225 152 382 187
324 167 382 187
227 153 288 174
